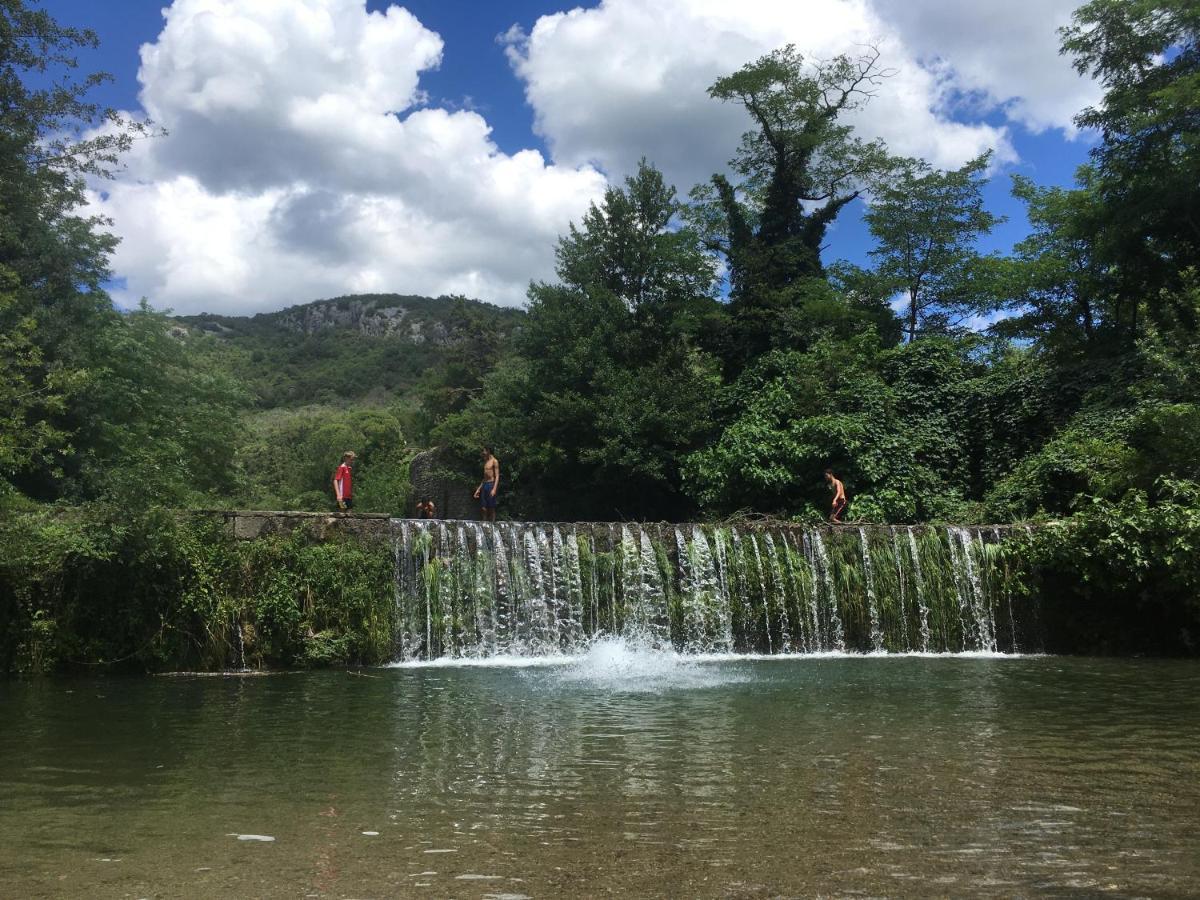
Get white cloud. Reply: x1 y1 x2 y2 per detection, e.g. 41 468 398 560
93 0 1100 316
503 0 1100 192
870 0 1097 135
93 0 606 315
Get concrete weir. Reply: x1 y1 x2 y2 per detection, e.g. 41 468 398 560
201 511 1039 659
208 509 396 541
209 510 1028 541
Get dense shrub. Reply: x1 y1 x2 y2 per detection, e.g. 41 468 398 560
0 508 397 675
1026 479 1200 655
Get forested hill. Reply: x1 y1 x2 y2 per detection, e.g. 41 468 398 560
4 0 1200 668
172 293 524 409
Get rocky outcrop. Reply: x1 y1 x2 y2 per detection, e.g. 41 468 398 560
274 298 451 343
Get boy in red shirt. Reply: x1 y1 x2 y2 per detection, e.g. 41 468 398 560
333 451 356 510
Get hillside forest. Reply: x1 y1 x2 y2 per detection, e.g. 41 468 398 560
2 0 1198 667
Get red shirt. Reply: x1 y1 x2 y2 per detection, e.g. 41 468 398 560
335 463 353 499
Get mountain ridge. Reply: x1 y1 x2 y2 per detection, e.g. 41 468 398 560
170 293 523 409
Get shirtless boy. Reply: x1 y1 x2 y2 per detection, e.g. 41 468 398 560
474 447 500 522
825 468 847 523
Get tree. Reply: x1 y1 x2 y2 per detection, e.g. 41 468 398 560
435 163 721 520
690 45 896 366
412 297 511 440
237 403 410 512
1 2 139 495
0 265 74 493
559 161 717 327
64 304 244 506
685 335 984 522
0 1 152 304
1060 0 1199 322
993 174 1116 352
863 152 1003 341
0 0 243 507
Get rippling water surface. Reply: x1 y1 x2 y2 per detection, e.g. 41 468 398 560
2 646 1198 898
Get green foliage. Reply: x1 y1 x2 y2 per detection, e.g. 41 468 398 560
236 404 412 513
178 293 522 414
994 175 1117 351
0 508 397 674
985 278 1200 520
864 152 1005 340
0 0 240 509
410 297 516 438
1028 479 1200 654
435 163 722 520
69 304 245 506
1061 0 1200 306
689 336 993 522
0 265 74 487
691 45 899 368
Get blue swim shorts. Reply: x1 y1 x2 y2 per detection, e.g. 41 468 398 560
480 481 497 509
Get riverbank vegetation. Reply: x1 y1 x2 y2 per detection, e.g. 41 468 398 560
0 510 396 674
2 0 1198 668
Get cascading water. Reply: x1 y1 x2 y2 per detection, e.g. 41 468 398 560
859 528 885 653
763 533 794 653
890 528 910 652
391 521 1034 661
810 529 845 651
906 528 931 652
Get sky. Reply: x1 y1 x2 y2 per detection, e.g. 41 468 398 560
41 0 1101 316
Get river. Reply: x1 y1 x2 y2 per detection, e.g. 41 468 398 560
2 647 1198 897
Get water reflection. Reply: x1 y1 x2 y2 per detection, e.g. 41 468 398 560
1 655 1198 897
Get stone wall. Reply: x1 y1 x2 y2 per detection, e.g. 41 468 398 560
212 509 1035 542
408 448 478 520
211 510 394 541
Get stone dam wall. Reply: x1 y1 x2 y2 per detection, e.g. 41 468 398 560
204 510 1039 659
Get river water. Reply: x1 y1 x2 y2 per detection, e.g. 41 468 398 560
2 647 1198 898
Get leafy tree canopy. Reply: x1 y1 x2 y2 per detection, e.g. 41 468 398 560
690 45 897 368
864 152 1004 341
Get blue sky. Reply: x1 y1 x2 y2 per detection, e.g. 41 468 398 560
40 0 1098 315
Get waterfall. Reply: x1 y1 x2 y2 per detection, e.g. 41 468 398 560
562 527 585 651
810 529 845 651
390 520 1035 661
747 533 774 654
763 533 794 653
710 528 736 652
783 531 815 653
890 528 910 652
906 528 931 652
859 528 884 652
948 527 997 653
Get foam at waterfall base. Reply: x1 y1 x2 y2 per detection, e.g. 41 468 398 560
385 645 1028 670
387 636 753 688
386 654 572 670
554 637 753 691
